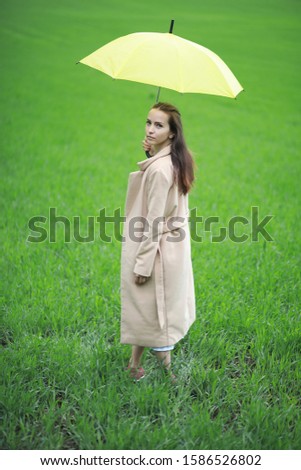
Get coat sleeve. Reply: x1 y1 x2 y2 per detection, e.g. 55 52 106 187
133 168 172 277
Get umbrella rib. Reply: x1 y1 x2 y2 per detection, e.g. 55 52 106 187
176 38 183 93
169 35 184 93
114 34 151 78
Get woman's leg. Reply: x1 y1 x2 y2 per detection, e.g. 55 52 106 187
130 345 145 368
153 350 176 383
153 350 171 370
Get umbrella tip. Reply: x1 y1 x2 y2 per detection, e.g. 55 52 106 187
169 19 175 34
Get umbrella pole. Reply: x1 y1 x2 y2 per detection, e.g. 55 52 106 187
156 87 161 103
155 20 174 103
148 19 175 156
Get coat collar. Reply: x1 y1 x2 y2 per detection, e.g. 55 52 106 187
137 144 171 171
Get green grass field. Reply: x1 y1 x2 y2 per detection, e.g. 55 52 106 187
1 0 300 450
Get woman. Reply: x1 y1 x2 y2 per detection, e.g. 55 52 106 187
120 102 196 381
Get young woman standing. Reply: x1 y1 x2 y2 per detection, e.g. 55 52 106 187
121 102 196 381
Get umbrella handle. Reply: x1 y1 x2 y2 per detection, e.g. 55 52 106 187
145 151 151 158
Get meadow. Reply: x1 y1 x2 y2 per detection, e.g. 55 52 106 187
0 0 300 450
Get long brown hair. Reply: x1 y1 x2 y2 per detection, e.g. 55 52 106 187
152 102 195 195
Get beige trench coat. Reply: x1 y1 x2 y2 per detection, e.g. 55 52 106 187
120 144 195 347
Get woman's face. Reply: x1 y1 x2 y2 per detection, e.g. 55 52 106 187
145 108 173 153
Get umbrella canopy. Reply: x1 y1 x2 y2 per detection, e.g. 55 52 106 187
79 31 243 99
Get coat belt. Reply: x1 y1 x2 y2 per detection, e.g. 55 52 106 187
154 218 188 330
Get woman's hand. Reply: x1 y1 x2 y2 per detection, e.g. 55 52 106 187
134 274 149 285
142 137 154 156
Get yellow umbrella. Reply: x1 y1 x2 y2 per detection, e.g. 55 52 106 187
78 23 243 100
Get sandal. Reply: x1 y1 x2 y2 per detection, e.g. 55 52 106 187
163 369 177 384
125 364 145 381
